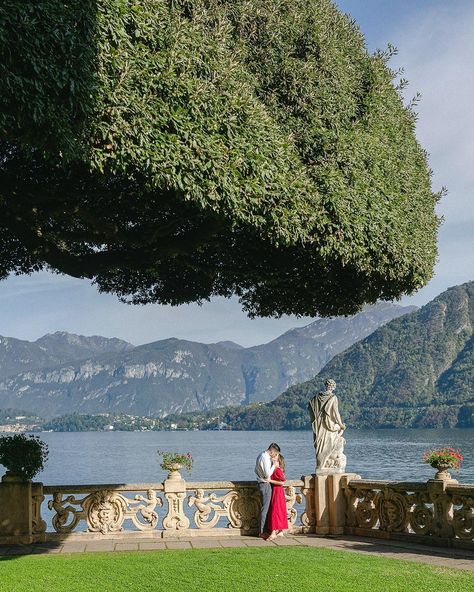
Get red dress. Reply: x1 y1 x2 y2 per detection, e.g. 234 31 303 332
266 467 288 531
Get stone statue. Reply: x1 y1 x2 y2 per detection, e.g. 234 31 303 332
308 379 347 473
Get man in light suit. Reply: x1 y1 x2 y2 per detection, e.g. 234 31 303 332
255 442 280 538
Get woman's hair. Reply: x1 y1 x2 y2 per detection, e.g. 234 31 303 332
278 454 286 472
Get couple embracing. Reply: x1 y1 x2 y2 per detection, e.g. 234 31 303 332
255 442 288 541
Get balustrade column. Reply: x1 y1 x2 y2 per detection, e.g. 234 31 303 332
328 474 360 534
314 474 329 534
162 470 190 534
314 473 360 535
0 474 41 544
428 479 455 539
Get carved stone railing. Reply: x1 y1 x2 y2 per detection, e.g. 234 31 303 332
26 475 315 541
343 477 474 549
39 483 164 536
1 471 471 548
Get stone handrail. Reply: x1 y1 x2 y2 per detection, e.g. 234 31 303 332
43 483 165 493
343 477 474 548
26 474 315 541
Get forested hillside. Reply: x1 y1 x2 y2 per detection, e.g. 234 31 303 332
169 282 474 430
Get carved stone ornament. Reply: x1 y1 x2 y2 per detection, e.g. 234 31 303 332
189 487 261 531
452 494 473 541
128 489 162 530
31 489 47 534
48 492 86 534
429 487 455 538
300 477 316 528
378 488 409 533
47 488 163 534
354 488 379 529
188 489 233 529
409 492 433 536
163 492 190 530
35 475 473 545
228 487 261 530
285 486 303 526
84 490 127 534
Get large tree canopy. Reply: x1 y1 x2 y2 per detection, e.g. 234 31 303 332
0 0 440 317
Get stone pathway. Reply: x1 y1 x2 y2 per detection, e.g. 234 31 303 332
0 535 472 571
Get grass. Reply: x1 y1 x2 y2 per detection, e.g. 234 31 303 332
0 546 472 592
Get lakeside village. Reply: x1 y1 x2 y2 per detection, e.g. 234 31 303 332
0 410 231 433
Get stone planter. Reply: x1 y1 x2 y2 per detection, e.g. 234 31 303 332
2 471 30 483
430 461 454 481
165 463 183 480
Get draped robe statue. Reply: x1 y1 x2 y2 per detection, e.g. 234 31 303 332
308 379 347 473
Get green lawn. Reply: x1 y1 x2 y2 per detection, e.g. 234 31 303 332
0 547 471 592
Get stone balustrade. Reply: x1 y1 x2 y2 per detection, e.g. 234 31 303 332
343 477 474 549
1 471 472 549
2 473 315 543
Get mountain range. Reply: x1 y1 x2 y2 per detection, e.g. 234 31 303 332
203 281 474 430
0 332 134 382
0 303 413 418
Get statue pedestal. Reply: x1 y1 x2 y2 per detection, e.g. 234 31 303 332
314 473 360 535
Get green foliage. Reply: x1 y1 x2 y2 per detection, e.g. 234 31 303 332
422 447 463 470
458 404 474 428
42 412 163 431
319 282 474 426
43 413 112 432
437 335 474 404
160 386 312 431
158 450 193 473
0 433 48 480
0 0 439 317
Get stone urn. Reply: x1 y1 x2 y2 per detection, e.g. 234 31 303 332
166 463 183 480
430 461 454 481
2 471 28 483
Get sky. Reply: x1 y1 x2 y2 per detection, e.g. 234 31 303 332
0 1 472 348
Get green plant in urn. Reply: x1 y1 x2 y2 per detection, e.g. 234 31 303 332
0 434 49 481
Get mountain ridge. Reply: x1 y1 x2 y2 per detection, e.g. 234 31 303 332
200 281 473 430
0 303 414 418
0 332 134 382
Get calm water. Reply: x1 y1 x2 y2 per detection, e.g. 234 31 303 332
7 428 473 485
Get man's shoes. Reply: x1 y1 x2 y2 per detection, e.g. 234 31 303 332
258 532 269 540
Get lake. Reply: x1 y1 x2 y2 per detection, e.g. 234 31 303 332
11 428 473 485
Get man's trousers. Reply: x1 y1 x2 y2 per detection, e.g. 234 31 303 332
258 482 272 533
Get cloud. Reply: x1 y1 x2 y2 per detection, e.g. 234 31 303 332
389 2 474 306
391 3 474 222
0 272 83 301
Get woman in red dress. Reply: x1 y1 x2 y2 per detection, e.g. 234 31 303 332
265 454 288 540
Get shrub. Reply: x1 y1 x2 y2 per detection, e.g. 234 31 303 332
0 434 49 480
